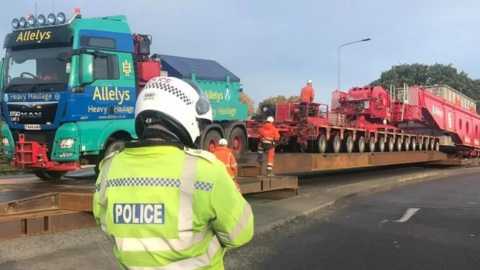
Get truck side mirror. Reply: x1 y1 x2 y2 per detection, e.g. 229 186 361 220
80 54 94 85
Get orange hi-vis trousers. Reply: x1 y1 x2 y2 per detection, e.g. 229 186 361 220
257 142 275 172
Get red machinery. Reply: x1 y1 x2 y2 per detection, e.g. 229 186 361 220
247 85 441 154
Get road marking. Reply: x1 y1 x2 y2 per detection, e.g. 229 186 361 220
379 207 421 226
393 208 420 223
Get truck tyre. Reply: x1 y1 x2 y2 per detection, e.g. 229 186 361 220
425 138 430 150
228 127 246 158
376 137 385 152
33 170 67 181
387 137 394 152
94 140 126 176
430 139 435 150
411 138 417 151
435 141 440 151
343 135 354 153
367 137 375 153
203 130 222 153
404 138 410 151
355 136 365 153
395 137 402 151
317 135 327 153
329 135 341 153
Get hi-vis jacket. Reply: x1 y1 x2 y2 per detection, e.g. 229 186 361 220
260 122 280 144
93 140 254 270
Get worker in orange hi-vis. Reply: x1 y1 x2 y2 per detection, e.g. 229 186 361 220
300 79 315 102
257 116 280 177
213 139 242 193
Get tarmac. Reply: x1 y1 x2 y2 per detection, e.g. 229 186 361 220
0 165 479 269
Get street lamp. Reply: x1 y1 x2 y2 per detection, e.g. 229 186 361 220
337 38 371 91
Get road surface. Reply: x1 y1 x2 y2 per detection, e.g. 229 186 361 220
224 171 480 270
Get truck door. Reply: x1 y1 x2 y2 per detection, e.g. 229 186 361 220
76 50 134 117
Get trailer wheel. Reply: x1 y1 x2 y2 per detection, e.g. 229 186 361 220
395 137 402 151
376 137 385 152
317 135 327 153
203 130 222 152
425 138 430 150
430 139 435 150
329 135 341 153
434 141 440 151
33 170 68 181
411 138 417 151
387 137 394 152
418 138 424 151
367 137 375 153
403 138 410 151
343 135 354 153
355 136 365 153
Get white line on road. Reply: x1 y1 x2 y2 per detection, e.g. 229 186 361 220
393 208 421 223
379 207 421 226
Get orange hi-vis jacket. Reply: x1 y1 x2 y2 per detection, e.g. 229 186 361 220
212 146 238 178
260 122 280 144
300 85 315 102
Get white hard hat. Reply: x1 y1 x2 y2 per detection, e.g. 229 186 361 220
307 79 313 84
267 116 274 122
135 77 212 146
219 138 228 146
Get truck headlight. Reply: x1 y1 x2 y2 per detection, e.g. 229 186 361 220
59 138 75 149
2 137 10 147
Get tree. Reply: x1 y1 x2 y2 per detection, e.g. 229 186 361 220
255 95 300 114
370 63 480 110
240 92 255 116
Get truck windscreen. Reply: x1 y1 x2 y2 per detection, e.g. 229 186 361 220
3 46 71 93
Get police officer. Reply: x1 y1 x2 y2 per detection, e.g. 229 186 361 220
93 77 254 270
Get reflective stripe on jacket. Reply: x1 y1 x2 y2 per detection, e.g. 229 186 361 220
300 85 315 102
93 141 254 270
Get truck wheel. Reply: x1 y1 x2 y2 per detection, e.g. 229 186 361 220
395 137 402 151
430 139 435 150
329 135 341 153
425 138 430 150
203 130 222 153
411 138 417 151
95 140 126 176
387 137 394 152
33 170 67 181
434 141 440 151
228 127 246 158
367 138 375 153
376 137 385 152
317 135 327 153
355 136 365 153
343 135 354 153
404 138 410 151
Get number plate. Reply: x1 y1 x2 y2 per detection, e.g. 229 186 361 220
24 124 41 130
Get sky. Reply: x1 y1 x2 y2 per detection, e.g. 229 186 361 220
1 0 480 106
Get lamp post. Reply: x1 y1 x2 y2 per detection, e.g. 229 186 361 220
337 38 371 91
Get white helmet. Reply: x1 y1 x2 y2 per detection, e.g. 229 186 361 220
135 77 212 146
267 116 274 122
307 79 313 84
219 138 228 146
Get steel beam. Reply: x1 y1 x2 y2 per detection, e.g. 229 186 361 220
253 151 448 175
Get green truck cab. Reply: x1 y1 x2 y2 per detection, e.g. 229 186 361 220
0 10 248 180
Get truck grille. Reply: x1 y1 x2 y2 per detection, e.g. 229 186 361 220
11 130 56 159
7 103 58 125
